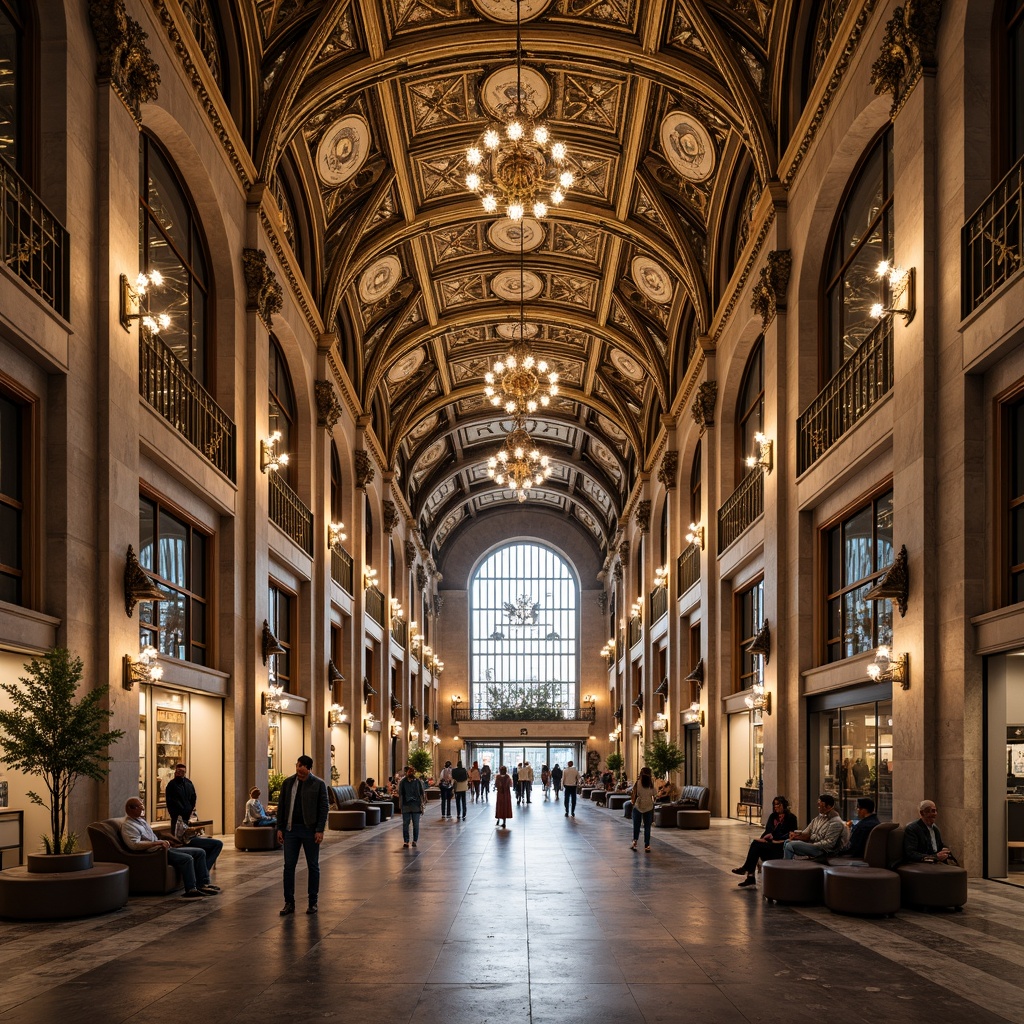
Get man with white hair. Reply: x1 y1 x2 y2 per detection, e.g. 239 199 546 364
904 799 956 863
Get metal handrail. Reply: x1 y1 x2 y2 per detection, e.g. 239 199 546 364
677 542 700 594
451 705 596 723
717 471 764 551
331 546 354 593
366 585 385 625
269 471 314 555
649 586 668 622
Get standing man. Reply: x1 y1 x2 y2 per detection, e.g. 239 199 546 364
520 760 534 804
452 760 469 820
562 760 579 817
277 755 329 916
480 762 492 800
399 765 426 847
551 763 563 800
164 762 223 872
903 799 957 863
439 760 454 819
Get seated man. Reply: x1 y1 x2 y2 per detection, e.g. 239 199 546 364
904 799 957 864
358 778 379 803
783 793 847 861
839 797 880 860
121 797 220 899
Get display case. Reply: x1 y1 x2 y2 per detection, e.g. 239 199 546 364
154 709 186 822
0 809 24 869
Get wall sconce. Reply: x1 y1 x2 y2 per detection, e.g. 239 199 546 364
390 693 402 713
866 645 909 689
684 701 705 727
432 734 441 745
864 544 909 618
364 712 381 732
583 693 595 705
363 677 378 703
390 720 401 738
409 727 419 741
654 564 669 589
653 713 668 732
630 599 643 619
746 619 771 664
327 659 345 688
600 639 615 662
124 544 167 618
654 677 668 697
870 261 916 324
122 645 163 690
451 694 463 706
390 599 404 623
261 619 286 665
261 682 290 716
364 566 378 590
328 521 347 550
260 431 289 473
119 270 170 333
328 704 347 727
744 682 771 716
631 722 644 736
745 432 773 474
685 522 705 549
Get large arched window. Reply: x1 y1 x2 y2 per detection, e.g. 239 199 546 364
821 129 893 382
470 543 578 717
1000 0 1024 174
690 441 702 525
268 335 295 487
139 134 212 384
0 0 30 175
736 338 764 480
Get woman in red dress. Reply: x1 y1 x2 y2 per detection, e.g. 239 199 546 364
494 765 514 828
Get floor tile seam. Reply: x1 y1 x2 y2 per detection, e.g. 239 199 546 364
883 911 1024 971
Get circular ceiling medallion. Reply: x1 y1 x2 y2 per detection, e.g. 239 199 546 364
597 414 627 442
481 65 551 119
315 114 371 186
631 256 674 304
590 439 618 471
610 348 645 382
358 255 401 304
409 413 438 439
419 438 446 467
496 320 539 341
659 111 715 181
387 347 425 383
491 269 543 301
488 217 545 253
472 0 551 24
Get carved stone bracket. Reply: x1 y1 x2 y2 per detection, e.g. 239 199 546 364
870 0 942 117
416 564 427 593
314 379 342 432
243 248 283 327
691 380 718 434
88 0 161 123
618 541 630 568
404 539 416 564
382 499 400 534
657 450 678 490
635 500 651 534
750 249 792 328
354 450 375 490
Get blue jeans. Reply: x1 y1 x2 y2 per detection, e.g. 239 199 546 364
454 790 467 817
402 810 421 842
564 786 577 814
440 788 452 816
189 835 223 871
282 824 321 903
168 846 209 890
632 808 654 846
784 840 827 860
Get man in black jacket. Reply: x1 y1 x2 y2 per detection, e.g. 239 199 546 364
164 762 223 874
903 799 956 864
843 797 880 860
276 755 330 915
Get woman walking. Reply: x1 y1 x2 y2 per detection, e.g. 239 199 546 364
469 761 481 801
630 766 657 851
494 765 514 828
541 764 551 800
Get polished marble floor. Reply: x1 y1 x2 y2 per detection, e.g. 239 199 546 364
1 794 1022 1024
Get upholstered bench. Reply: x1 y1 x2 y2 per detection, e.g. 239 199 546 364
234 826 278 851
676 810 711 830
761 860 825 904
824 866 900 915
655 786 710 826
608 794 630 811
328 810 366 831
363 806 382 826
372 801 394 820
580 787 594 801
0 860 129 920
896 862 968 909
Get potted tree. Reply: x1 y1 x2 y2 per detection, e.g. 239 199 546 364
0 648 124 869
605 751 624 783
643 734 684 779
408 744 434 780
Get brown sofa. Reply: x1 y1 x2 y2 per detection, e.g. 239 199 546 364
654 786 710 827
86 818 180 895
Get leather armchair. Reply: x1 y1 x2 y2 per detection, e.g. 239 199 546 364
87 818 180 895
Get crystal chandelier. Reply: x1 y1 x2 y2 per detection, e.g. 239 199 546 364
464 0 573 221
487 420 552 502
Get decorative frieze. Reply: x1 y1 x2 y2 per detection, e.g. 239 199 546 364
870 0 942 117
750 249 792 328
314 379 342 431
354 450 375 490
88 0 160 123
383 499 400 533
635 500 651 533
657 450 678 490
691 380 718 434
243 248 283 327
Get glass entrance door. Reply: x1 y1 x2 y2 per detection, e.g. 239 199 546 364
466 742 581 778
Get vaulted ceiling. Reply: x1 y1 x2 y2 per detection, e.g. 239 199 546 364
224 0 825 558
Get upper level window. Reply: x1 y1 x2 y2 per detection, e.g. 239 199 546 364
0 383 26 605
139 133 211 385
330 442 343 523
690 441 702 526
0 0 26 173
824 488 894 662
470 543 578 716
736 578 764 694
822 129 894 382
1002 0 1024 172
268 582 294 693
139 495 209 665
1003 386 1024 604
268 335 295 487
736 339 764 480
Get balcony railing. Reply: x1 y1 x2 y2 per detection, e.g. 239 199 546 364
628 613 642 648
139 330 237 481
366 585 385 626
391 618 408 648
452 705 596 723
677 542 700 595
268 471 313 555
649 585 668 622
963 153 1024 317
796 317 893 473
331 546 353 593
1 157 70 319
717 470 764 551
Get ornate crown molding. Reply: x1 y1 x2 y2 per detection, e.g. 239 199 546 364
355 449 375 490
870 0 943 117
635 500 651 534
315 379 342 432
383 499 401 533
242 248 283 327
88 0 160 124
691 380 718 435
657 450 678 490
750 250 793 328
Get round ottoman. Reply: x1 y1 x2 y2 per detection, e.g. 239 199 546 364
654 805 680 828
328 809 366 831
608 794 630 811
372 802 394 820
580 788 594 801
824 866 900 915
363 806 382 826
0 863 129 920
761 860 825 904
235 825 278 851
676 810 711 830
896 863 968 909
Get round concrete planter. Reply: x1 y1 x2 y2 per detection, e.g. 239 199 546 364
27 851 93 873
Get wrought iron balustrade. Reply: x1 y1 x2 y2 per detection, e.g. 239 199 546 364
139 330 237 481
717 470 764 551
366 585 385 626
268 471 314 555
451 704 596 723
963 153 1024 316
331 546 353 593
796 317 893 473
677 542 700 595
628 613 642 648
1 157 70 319
649 585 668 622
391 618 407 647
